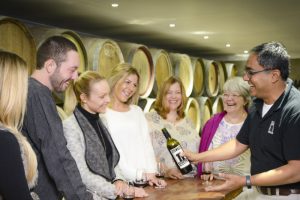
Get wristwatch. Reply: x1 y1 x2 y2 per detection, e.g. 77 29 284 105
245 175 252 189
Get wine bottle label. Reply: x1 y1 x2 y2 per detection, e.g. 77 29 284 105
169 146 190 169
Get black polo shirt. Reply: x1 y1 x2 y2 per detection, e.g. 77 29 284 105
237 78 300 189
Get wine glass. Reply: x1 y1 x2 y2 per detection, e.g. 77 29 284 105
155 160 166 189
156 160 165 178
122 181 135 200
134 168 147 187
202 162 213 186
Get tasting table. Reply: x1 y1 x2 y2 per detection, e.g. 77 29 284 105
134 177 242 200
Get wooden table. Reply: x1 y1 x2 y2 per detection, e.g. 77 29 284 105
134 178 242 200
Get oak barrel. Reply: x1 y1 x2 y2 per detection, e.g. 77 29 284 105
119 42 154 98
0 17 36 74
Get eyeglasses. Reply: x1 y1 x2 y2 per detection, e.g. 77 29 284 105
244 68 273 78
222 93 241 99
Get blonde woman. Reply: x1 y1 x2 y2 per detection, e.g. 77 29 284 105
63 71 147 199
102 63 166 188
145 76 200 179
0 51 38 199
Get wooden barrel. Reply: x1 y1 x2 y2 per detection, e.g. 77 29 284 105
29 26 88 73
82 37 124 78
216 61 228 94
149 49 173 97
0 17 36 74
138 98 156 113
191 57 205 97
212 95 224 115
185 97 201 133
203 60 219 97
119 42 154 98
170 53 193 97
225 63 238 78
196 97 212 135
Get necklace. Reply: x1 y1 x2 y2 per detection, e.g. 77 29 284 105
225 112 247 124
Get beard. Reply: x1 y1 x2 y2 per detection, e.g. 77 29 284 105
49 69 68 93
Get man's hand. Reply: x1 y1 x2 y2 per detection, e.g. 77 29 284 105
183 149 201 164
204 173 245 192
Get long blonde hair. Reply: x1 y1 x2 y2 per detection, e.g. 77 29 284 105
0 51 38 187
108 63 140 105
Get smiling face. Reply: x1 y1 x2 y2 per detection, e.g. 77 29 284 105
222 91 246 114
113 73 139 104
243 53 273 99
163 82 182 112
50 50 79 92
81 80 110 114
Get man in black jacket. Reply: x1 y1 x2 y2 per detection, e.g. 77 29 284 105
22 36 94 200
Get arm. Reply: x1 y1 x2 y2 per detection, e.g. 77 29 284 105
205 110 300 192
114 164 125 181
204 160 300 193
63 117 117 199
24 92 92 200
140 109 157 174
0 131 33 200
140 110 166 186
251 161 300 186
185 139 248 163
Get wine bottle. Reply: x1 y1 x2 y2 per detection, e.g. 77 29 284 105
161 128 193 175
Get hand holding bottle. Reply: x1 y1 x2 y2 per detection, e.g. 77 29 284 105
161 128 193 175
182 149 201 164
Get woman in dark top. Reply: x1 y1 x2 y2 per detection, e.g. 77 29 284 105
0 51 38 199
63 71 147 199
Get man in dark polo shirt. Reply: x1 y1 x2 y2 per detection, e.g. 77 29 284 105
185 42 300 199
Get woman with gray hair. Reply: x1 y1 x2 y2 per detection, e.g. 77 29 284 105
198 77 251 177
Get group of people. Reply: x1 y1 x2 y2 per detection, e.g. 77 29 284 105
1 35 300 200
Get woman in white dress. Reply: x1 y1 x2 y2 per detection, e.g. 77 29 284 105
102 63 166 188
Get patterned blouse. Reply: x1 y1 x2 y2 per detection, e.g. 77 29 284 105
145 111 200 176
209 118 250 175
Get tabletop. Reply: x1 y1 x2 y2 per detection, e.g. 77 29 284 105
133 177 242 200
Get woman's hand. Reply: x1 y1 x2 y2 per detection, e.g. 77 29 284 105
165 167 184 179
147 173 167 187
113 180 126 196
134 187 148 197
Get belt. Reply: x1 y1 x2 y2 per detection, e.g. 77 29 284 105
257 187 300 196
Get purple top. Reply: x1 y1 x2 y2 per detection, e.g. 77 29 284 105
198 111 226 175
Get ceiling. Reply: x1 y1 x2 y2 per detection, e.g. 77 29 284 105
1 0 300 61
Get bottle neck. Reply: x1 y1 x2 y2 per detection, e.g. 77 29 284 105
162 128 171 139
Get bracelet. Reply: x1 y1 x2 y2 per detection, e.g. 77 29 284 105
111 179 123 184
245 175 252 189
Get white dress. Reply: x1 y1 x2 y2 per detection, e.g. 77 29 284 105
102 105 157 181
